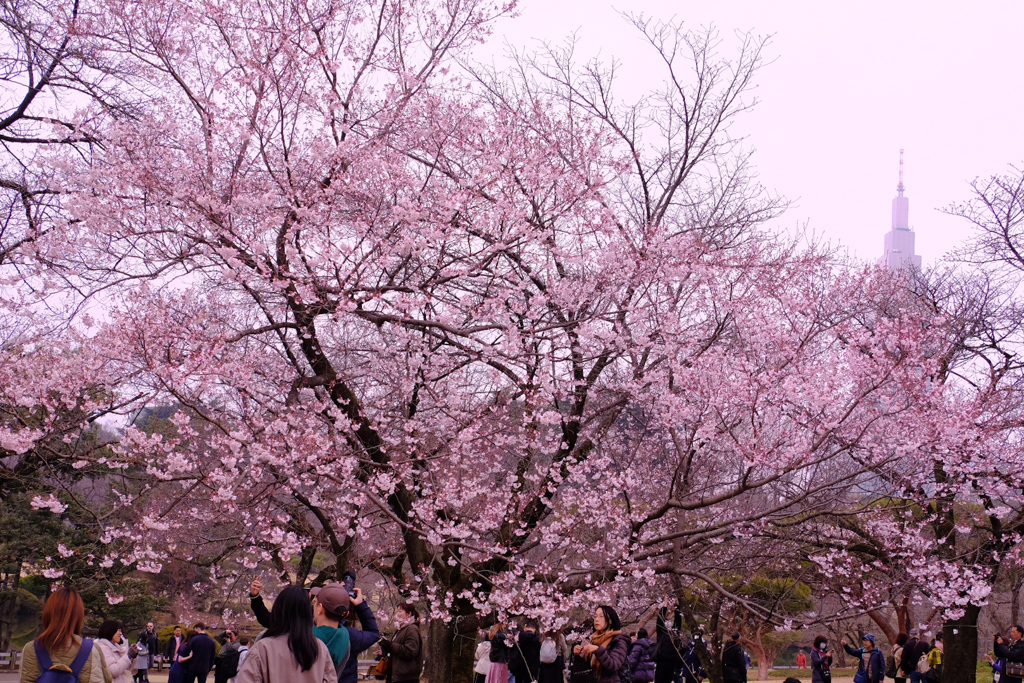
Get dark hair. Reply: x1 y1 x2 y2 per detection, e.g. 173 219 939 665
97 619 124 642
399 602 420 624
37 588 85 651
264 585 321 671
194 622 206 631
814 636 827 649
638 628 649 640
238 636 250 646
784 678 801 683
596 605 621 632
895 633 908 646
184 630 197 643
732 632 741 641
524 618 539 631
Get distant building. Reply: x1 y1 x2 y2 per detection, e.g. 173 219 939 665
878 150 922 271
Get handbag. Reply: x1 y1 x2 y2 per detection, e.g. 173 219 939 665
1006 662 1024 678
854 665 869 683
371 654 391 676
569 651 597 683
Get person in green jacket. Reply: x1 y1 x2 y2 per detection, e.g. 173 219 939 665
310 583 352 678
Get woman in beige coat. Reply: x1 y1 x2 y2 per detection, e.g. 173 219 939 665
235 585 337 683
20 588 109 683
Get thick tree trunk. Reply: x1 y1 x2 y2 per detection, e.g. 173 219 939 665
424 616 478 683
943 605 981 683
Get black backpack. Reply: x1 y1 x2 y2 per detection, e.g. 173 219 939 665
217 649 241 678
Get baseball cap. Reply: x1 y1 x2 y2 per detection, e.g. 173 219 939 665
310 583 350 616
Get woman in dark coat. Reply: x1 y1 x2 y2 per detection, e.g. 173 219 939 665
810 635 833 683
486 624 512 683
381 603 422 683
628 629 656 683
722 633 747 683
573 605 630 683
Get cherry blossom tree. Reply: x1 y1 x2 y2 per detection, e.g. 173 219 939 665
3 2 1013 682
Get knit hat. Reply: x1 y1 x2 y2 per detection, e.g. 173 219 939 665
863 633 876 644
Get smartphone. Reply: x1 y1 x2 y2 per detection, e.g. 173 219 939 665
343 574 356 595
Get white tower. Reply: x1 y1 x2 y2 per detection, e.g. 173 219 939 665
878 149 922 271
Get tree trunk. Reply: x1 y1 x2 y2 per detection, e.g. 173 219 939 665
0 561 21 652
943 604 981 683
424 616 478 683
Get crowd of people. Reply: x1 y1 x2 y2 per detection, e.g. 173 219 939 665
20 583 1024 683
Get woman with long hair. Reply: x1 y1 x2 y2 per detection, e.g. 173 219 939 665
236 585 336 683
380 602 423 683
19 587 109 683
485 623 511 683
538 628 567 683
572 605 630 683
168 631 195 683
97 619 140 683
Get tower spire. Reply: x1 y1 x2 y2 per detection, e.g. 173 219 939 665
897 148 904 197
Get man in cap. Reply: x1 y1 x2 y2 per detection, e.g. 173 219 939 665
310 582 353 678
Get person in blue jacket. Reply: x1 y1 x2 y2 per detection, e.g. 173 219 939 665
844 634 886 683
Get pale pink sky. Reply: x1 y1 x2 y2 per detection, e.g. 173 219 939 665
490 1 1024 266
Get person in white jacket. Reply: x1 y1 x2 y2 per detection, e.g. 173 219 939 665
474 629 492 683
97 620 140 683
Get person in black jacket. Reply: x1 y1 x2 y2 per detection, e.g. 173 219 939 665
654 607 684 683
995 625 1024 683
509 620 542 683
722 633 747 683
902 629 931 683
179 623 217 683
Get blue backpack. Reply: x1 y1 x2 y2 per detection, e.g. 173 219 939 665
34 639 93 683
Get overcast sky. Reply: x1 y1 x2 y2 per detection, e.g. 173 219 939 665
487 1 1024 266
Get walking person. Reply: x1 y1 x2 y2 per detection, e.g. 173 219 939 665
843 634 885 683
572 605 630 683
180 623 218 683
379 602 423 683
235 585 337 683
810 636 833 683
722 634 747 683
19 587 109 683
98 620 141 683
